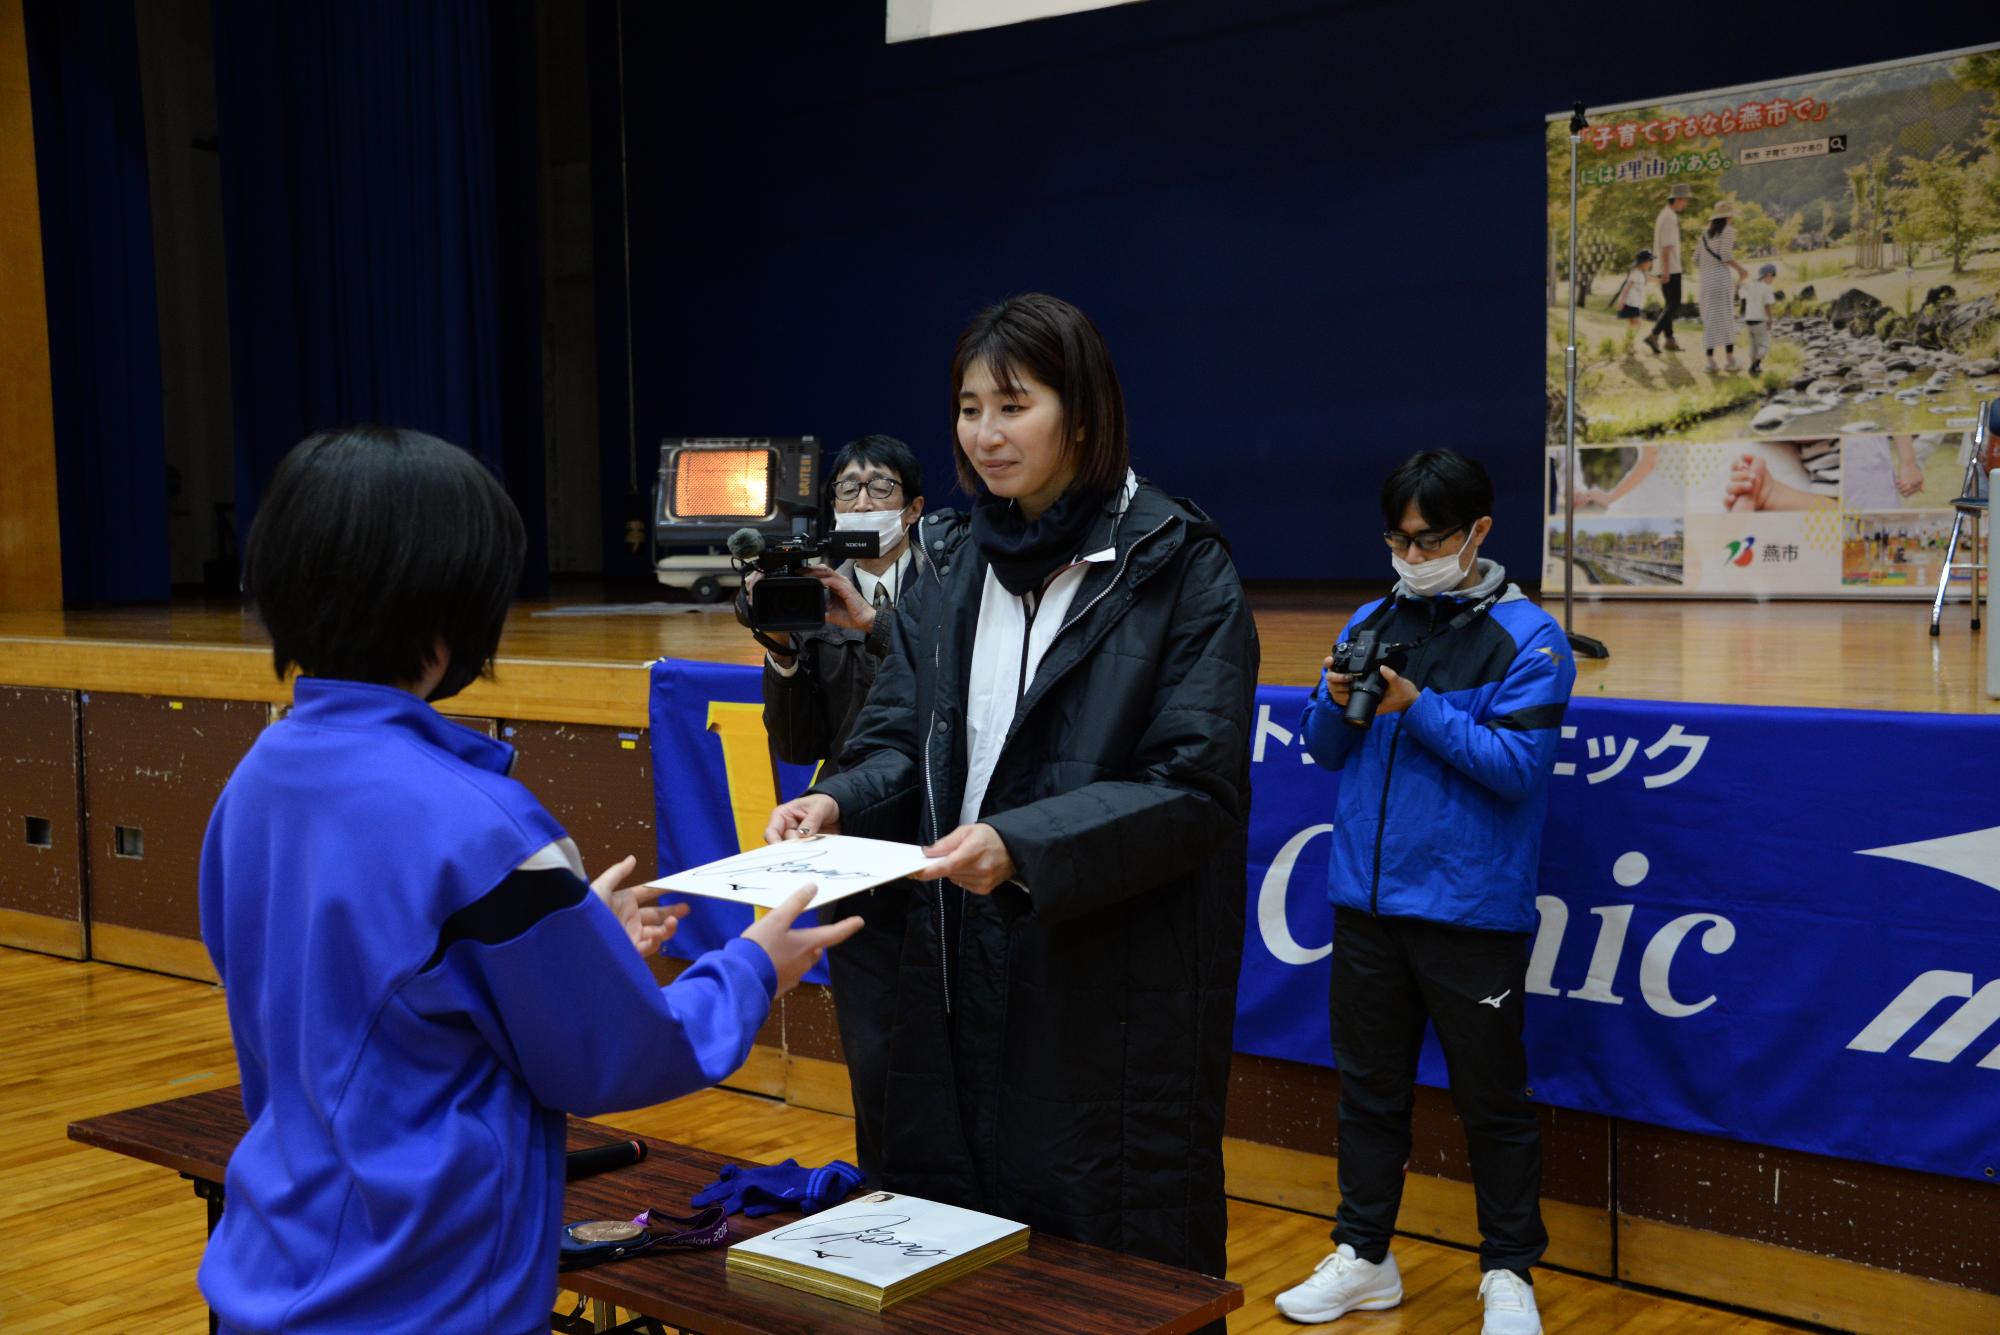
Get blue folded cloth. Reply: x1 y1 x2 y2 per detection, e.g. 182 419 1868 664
690 1158 864 1218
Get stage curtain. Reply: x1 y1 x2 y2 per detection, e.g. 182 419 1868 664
584 0 644 582
211 0 544 589
22 0 169 605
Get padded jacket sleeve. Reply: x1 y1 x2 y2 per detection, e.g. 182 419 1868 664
761 652 832 767
806 574 926 840
1398 615 1577 801
399 867 776 1117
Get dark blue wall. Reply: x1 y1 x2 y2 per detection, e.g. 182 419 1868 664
606 1 1972 580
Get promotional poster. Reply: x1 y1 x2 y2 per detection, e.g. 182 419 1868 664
1546 45 2000 596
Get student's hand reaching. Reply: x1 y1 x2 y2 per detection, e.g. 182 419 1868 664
740 886 865 997
591 855 688 958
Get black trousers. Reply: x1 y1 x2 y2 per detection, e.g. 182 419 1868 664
825 885 906 1185
1328 908 1547 1275
1648 273 1683 341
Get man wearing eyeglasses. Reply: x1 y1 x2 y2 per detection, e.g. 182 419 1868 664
741 433 925 1185
1274 450 1575 1335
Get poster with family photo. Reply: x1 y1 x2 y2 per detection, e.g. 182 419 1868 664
1542 43 1999 600
1545 45 2000 449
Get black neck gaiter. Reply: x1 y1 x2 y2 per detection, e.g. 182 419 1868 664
969 482 1112 596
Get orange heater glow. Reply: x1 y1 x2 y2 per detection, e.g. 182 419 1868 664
674 448 773 518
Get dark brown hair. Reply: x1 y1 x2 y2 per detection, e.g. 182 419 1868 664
949 293 1129 497
245 426 524 701
1381 449 1494 533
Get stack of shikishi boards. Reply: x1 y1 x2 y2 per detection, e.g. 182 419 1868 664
726 1191 1029 1311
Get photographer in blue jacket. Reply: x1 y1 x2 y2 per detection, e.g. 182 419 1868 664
1275 450 1576 1335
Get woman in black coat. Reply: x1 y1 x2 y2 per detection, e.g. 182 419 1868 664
766 294 1258 1284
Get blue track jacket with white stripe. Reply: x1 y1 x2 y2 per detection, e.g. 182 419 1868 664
198 678 775 1334
1299 561 1576 934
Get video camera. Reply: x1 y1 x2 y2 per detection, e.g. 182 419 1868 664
729 526 879 634
1328 629 1411 730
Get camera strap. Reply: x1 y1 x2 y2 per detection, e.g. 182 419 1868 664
1417 589 1503 648
751 627 797 658
1352 587 1503 653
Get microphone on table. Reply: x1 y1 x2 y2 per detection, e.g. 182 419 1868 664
726 527 764 561
565 1139 647 1182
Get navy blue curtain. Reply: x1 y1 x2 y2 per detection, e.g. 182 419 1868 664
585 0 647 582
23 0 169 606
211 0 544 588
488 0 545 590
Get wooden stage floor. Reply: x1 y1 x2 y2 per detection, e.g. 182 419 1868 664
0 585 1993 722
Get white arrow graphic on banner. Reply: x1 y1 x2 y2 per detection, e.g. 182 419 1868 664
1856 825 2000 893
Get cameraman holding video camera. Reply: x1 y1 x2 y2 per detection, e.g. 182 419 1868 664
1275 450 1575 1335
737 433 924 1184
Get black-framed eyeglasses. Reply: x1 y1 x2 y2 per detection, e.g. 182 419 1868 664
1383 526 1465 555
831 477 903 502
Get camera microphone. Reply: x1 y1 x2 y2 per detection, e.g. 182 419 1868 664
726 527 764 561
565 1139 647 1182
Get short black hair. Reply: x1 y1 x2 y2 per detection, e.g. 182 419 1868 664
244 426 525 701
827 434 923 503
1381 449 1495 533
949 293 1128 497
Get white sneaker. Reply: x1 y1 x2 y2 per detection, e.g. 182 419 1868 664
1478 1268 1542 1335
1274 1243 1402 1323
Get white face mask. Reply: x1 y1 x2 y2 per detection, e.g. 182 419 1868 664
834 507 909 556
1393 544 1474 597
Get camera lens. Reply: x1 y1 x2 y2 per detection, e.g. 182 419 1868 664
750 575 829 632
1343 672 1386 729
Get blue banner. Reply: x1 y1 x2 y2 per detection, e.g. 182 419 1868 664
652 658 2000 1182
648 658 831 984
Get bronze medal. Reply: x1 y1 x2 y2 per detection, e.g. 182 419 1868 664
569 1220 645 1244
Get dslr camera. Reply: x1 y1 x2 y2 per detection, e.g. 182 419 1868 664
730 526 879 634
1328 629 1410 729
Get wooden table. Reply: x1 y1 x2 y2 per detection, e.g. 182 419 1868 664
69 1087 1241 1335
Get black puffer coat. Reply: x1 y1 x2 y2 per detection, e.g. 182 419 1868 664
810 479 1258 1279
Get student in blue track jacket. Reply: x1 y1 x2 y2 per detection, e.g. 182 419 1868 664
1275 451 1575 1335
198 427 861 1335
